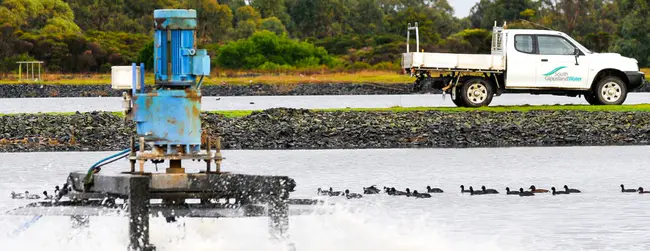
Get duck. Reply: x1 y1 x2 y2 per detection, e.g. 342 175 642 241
481 186 499 194
345 189 363 199
505 187 520 195
460 185 471 193
10 191 25 199
529 185 549 193
621 184 637 193
42 191 54 200
412 190 431 198
551 187 569 195
317 188 331 196
363 185 381 194
469 186 485 195
518 188 535 197
25 191 41 200
638 187 650 194
563 185 581 193
426 186 444 193
390 187 408 196
329 187 344 196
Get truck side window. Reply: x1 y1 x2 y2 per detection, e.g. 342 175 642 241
538 35 575 55
514 35 534 53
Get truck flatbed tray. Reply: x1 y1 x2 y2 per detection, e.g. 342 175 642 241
402 52 505 72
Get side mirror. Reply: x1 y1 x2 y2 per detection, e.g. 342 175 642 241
574 47 580 56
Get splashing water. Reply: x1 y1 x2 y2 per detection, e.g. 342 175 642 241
0 200 520 251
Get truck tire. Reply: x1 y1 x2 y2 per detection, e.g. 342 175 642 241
451 87 466 107
594 76 627 105
460 78 494 107
583 92 600 105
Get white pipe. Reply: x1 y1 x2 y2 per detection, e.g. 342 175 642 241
415 24 420 52
406 23 410 53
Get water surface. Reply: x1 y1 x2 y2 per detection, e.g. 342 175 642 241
2 93 650 113
1 146 650 251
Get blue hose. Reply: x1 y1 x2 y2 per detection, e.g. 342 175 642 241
87 148 132 174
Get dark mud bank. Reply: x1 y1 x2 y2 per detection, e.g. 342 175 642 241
0 83 415 98
1 108 649 152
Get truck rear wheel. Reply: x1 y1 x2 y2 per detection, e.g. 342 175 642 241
460 78 494 107
451 88 466 107
594 76 627 105
583 92 600 105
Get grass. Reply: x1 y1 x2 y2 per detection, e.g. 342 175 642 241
210 104 650 118
1 68 648 85
0 70 413 85
2 104 650 118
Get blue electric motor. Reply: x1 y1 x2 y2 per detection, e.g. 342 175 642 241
131 9 210 156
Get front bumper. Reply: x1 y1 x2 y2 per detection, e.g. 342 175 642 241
625 71 646 90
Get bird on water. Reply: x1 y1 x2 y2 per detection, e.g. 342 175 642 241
505 187 519 195
551 187 569 195
564 185 581 193
518 188 535 197
638 187 650 194
529 185 549 193
620 184 637 193
426 185 444 193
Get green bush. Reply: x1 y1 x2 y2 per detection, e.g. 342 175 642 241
257 62 296 72
349 61 371 70
216 30 338 70
136 40 154 70
372 62 400 71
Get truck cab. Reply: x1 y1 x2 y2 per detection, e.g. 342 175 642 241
402 22 645 107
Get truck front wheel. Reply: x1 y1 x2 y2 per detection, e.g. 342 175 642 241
460 78 494 107
594 76 627 105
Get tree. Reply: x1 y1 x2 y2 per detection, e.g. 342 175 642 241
351 0 385 34
612 0 650 66
288 0 351 39
0 0 81 33
250 0 286 18
235 5 262 25
260 17 287 36
234 5 261 39
183 0 233 43
469 0 538 29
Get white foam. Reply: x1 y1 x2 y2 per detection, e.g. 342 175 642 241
0 202 520 251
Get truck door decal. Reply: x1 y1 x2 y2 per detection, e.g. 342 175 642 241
543 66 567 76
542 65 583 82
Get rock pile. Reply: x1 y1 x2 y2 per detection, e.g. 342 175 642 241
0 83 416 98
1 108 649 152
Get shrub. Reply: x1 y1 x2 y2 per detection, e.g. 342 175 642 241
217 30 337 69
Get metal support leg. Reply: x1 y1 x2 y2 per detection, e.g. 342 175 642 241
70 215 90 229
128 176 155 251
269 195 295 251
269 198 289 239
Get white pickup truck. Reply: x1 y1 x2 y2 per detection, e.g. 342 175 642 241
401 22 646 107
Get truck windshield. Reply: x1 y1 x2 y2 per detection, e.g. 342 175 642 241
563 34 593 54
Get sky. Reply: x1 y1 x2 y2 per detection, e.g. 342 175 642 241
448 0 479 18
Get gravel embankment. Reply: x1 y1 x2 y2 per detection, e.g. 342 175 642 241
0 83 415 98
1 108 648 152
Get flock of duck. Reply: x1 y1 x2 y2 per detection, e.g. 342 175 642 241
317 184 650 199
10 185 66 200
